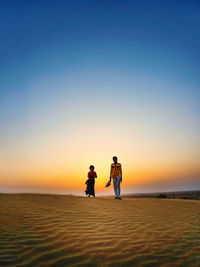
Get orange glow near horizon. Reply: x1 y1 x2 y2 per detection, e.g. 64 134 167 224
1 142 199 192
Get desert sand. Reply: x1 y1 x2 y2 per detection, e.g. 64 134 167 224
0 194 200 266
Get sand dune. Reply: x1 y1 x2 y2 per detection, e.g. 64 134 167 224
0 194 200 266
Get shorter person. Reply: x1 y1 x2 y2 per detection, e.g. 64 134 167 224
85 165 97 197
110 156 122 199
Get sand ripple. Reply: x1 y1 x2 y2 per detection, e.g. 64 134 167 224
0 194 200 266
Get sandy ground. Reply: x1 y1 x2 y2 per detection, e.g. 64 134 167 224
0 194 200 266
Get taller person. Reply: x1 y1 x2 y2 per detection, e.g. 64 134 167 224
110 156 122 199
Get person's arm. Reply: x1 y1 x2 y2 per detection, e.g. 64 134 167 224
120 164 122 182
110 164 112 181
94 172 97 178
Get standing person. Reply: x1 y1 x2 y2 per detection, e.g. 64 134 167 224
85 165 97 197
110 156 122 199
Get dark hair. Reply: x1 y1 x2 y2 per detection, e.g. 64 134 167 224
113 156 118 160
89 165 95 170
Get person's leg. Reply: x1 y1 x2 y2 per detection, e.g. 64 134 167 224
87 180 92 197
116 175 121 198
91 179 95 197
113 178 118 198
93 180 95 197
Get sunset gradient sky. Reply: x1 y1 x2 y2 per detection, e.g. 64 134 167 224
1 0 200 195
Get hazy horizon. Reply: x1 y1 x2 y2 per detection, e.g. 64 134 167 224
1 175 199 196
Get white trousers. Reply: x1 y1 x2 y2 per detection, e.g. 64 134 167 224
113 175 121 198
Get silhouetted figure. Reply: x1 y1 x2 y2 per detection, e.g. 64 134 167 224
110 156 122 199
85 165 97 197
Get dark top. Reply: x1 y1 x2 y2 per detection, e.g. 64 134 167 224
88 171 97 179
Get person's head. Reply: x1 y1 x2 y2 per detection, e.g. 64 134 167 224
113 156 118 163
89 165 95 171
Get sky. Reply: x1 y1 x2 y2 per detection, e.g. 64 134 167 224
0 0 200 195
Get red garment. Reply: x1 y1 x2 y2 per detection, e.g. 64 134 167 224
88 171 97 179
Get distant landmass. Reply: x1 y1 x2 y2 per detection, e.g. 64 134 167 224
123 190 200 200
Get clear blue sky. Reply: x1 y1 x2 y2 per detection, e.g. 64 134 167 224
0 0 200 194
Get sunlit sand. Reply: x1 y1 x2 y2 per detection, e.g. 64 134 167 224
0 194 200 266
